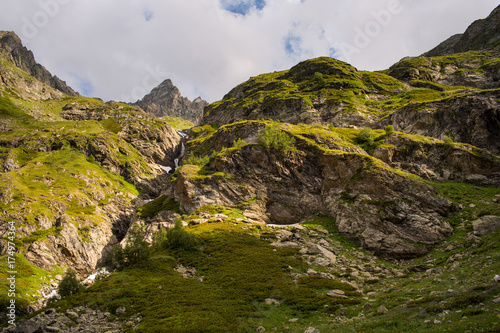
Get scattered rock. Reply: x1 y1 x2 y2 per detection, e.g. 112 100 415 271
174 265 204 282
473 216 500 236
115 306 126 316
377 305 388 314
494 275 500 283
256 326 266 332
327 290 347 298
65 310 78 319
434 319 442 324
1 306 123 333
289 318 299 322
265 298 280 306
304 328 320 333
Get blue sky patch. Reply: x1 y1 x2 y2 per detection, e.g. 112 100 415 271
144 9 154 22
284 34 302 56
220 0 266 16
73 76 93 96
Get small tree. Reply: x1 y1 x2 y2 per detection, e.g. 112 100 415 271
58 270 84 297
233 138 246 149
101 226 150 270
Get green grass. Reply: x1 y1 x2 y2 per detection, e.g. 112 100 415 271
0 254 64 314
162 116 194 130
137 195 182 219
427 181 500 226
45 221 364 332
0 148 138 249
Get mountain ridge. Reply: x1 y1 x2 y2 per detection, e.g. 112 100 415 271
0 31 78 97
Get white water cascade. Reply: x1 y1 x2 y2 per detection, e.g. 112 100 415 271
174 142 186 169
156 135 187 174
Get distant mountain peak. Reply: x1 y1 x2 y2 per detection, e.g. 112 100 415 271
135 79 208 124
0 30 78 96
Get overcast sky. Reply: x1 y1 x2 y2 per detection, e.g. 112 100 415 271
0 0 498 102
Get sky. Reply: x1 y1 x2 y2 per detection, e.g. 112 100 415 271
0 0 498 103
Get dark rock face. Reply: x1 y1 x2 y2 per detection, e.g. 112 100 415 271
423 5 500 56
386 91 500 154
0 31 78 96
135 79 208 124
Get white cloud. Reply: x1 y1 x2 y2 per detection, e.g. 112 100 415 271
0 0 498 102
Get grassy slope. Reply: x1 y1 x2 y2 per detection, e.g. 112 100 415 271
205 55 495 126
31 179 500 332
0 81 145 310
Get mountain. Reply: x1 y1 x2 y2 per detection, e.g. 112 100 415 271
1 7 500 333
0 31 78 96
134 79 208 124
423 4 500 56
0 33 184 313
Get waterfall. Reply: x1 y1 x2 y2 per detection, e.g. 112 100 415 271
174 142 186 169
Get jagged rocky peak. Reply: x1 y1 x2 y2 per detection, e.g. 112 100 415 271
0 31 78 96
135 78 208 124
423 4 500 56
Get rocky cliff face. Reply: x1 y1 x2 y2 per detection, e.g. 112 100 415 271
135 79 208 124
166 118 500 258
0 31 78 96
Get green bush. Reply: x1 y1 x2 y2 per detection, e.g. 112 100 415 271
384 124 394 136
443 136 454 146
257 123 296 154
313 71 324 82
233 138 246 149
155 217 198 251
356 127 375 145
58 270 84 297
185 150 218 167
355 127 379 151
446 293 485 309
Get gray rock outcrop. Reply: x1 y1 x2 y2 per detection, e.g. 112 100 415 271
135 79 207 124
0 31 78 96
